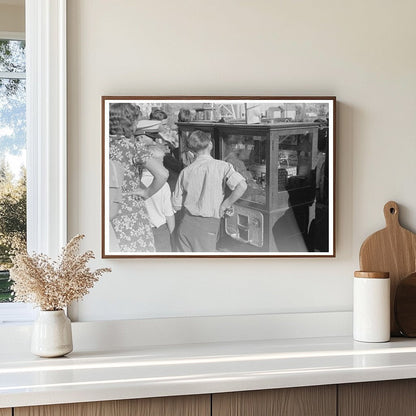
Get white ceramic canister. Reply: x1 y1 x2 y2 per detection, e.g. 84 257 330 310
353 271 390 343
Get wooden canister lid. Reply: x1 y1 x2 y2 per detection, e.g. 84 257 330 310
354 271 389 279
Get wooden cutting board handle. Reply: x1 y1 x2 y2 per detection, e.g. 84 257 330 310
359 201 416 336
383 201 400 229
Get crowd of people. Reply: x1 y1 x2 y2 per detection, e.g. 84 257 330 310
108 103 247 253
108 103 329 253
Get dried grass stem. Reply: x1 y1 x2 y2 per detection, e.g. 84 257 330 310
10 234 111 310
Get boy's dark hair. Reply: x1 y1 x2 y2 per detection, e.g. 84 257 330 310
186 130 211 152
150 109 168 120
178 108 192 122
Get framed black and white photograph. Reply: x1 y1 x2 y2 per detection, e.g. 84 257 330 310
102 96 336 258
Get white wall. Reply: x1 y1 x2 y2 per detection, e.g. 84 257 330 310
67 0 416 322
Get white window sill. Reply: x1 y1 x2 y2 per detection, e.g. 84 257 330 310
0 303 36 324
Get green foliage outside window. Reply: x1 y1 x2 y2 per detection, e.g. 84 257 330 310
0 38 26 303
0 163 26 302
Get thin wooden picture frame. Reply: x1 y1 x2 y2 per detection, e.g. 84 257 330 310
102 96 336 258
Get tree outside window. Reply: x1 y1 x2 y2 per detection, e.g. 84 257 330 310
0 38 26 302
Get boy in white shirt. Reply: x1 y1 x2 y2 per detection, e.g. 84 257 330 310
172 130 247 252
141 170 175 252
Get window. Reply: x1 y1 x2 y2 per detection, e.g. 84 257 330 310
0 0 67 324
0 35 26 307
0 32 34 323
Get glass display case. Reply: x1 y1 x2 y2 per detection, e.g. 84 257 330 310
177 122 321 252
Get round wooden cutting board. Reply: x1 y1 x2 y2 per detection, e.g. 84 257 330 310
359 201 416 336
395 272 416 337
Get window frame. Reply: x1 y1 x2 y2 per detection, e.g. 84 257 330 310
0 0 67 323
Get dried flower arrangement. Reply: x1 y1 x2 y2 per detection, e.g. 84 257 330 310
10 234 111 311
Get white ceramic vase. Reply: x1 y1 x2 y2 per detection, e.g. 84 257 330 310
31 310 73 357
